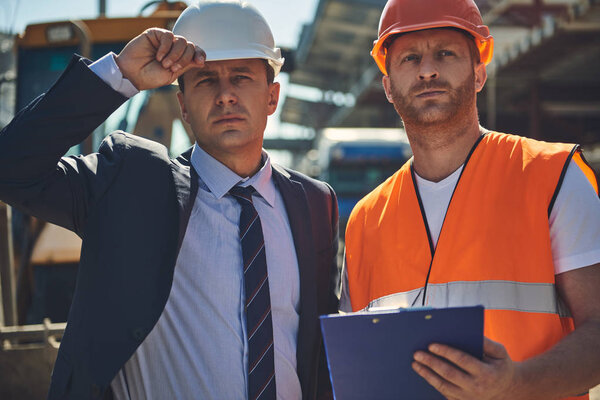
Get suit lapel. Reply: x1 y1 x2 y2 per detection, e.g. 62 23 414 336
271 165 318 314
170 148 199 253
271 165 318 397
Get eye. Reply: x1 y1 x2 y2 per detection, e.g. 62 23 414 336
438 50 455 57
233 74 251 83
402 54 419 63
195 77 215 86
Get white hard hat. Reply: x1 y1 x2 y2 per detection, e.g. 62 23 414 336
172 0 284 76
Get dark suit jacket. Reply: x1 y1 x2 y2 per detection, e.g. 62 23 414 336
0 56 339 400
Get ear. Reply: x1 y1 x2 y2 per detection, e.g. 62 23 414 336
176 91 190 123
474 62 487 93
382 75 394 104
266 82 280 116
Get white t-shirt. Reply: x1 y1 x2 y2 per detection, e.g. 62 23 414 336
415 159 600 274
339 159 600 311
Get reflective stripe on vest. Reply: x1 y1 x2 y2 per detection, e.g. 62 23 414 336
364 280 571 317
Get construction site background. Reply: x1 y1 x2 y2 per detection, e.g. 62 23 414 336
1 0 599 398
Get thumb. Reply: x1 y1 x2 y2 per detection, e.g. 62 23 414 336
483 336 509 360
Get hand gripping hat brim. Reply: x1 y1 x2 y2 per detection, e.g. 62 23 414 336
172 1 284 77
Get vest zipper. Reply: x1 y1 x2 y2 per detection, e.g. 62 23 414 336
410 132 487 306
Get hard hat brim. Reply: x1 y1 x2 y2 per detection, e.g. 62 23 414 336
171 51 284 86
204 48 284 75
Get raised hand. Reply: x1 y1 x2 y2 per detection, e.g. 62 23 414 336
115 28 206 91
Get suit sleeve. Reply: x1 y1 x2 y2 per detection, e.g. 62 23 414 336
0 55 129 235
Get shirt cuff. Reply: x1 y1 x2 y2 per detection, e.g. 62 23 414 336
89 52 140 98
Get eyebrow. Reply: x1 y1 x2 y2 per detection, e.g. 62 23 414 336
192 70 218 79
191 66 255 79
230 66 254 74
397 40 461 52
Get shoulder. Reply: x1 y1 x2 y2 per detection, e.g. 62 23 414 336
477 132 578 190
349 160 411 224
272 163 335 198
98 131 172 164
483 131 575 161
271 163 338 225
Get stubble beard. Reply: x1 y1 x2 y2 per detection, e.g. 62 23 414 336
390 72 477 150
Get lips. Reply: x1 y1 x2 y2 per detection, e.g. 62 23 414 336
213 114 245 124
411 82 450 98
416 89 446 98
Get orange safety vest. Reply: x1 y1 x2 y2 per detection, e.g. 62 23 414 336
345 132 598 400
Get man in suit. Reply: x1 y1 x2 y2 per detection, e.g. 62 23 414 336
0 1 338 399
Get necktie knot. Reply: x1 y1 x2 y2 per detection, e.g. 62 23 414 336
229 185 256 204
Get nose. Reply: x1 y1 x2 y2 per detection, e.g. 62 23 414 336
418 54 438 81
216 81 238 106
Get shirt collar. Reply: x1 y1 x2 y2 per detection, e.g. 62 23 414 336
190 144 276 208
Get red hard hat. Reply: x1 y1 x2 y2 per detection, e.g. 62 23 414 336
371 0 494 75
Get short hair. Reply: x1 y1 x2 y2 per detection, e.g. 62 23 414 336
383 27 480 74
178 60 275 92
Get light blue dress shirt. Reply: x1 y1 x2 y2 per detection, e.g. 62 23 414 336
92 54 303 399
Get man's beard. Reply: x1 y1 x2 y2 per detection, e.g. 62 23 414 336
389 72 476 128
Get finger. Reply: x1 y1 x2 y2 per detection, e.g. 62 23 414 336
428 344 483 376
412 360 462 398
174 46 206 79
161 36 187 69
155 30 175 62
415 349 472 387
144 28 163 48
170 43 196 73
483 337 508 360
194 46 206 65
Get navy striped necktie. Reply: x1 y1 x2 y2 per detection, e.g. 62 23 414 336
229 185 276 400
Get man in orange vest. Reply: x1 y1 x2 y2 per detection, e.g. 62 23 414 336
341 0 600 398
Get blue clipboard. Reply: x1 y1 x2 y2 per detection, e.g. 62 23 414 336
320 306 484 400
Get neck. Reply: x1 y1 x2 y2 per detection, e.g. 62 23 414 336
227 157 263 178
205 147 264 178
406 115 483 182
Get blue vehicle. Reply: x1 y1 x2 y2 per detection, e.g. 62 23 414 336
317 128 412 235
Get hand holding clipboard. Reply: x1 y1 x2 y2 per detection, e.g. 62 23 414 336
320 306 484 399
